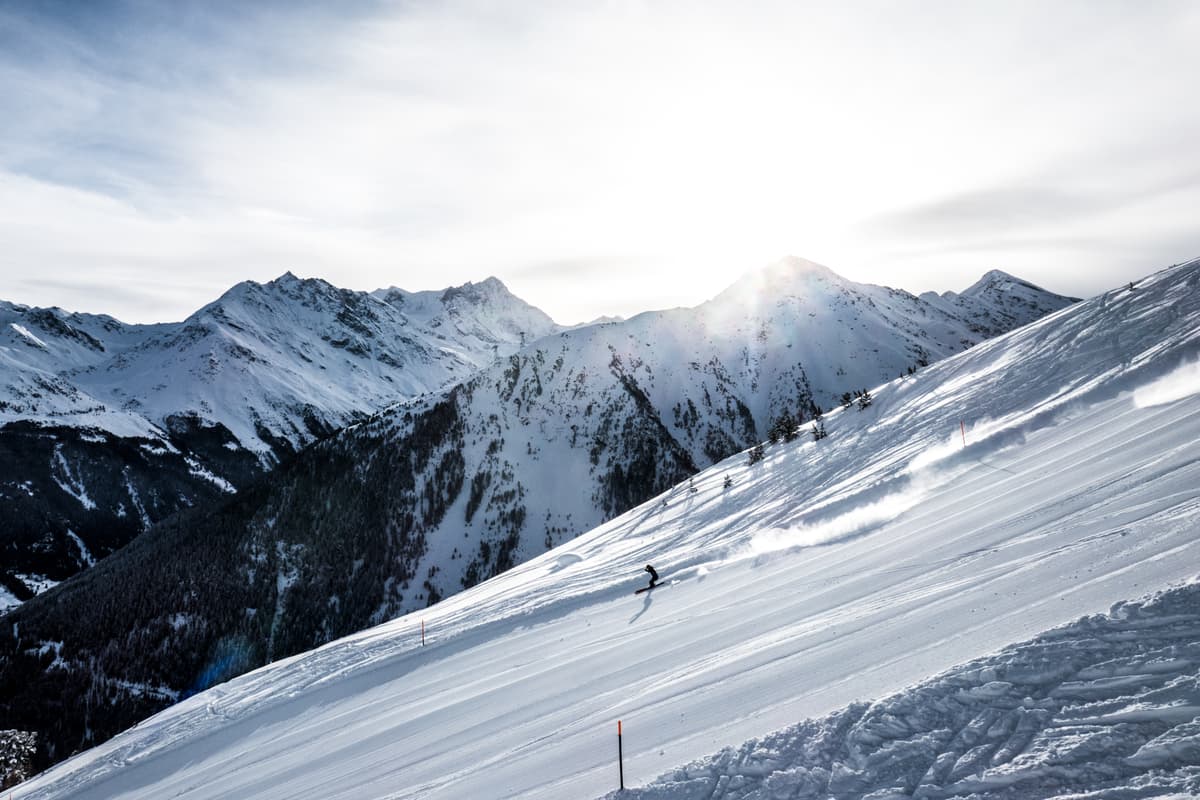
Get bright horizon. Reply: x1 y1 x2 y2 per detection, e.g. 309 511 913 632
1 1 1198 324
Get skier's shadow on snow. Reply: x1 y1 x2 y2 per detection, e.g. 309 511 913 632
977 458 1017 476
629 592 653 625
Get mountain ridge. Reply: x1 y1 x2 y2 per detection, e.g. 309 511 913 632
0 272 563 610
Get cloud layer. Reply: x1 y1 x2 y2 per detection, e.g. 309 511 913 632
2 0 1198 322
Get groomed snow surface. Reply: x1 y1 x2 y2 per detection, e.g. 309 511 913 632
14 261 1200 799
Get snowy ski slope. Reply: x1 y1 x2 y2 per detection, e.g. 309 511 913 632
13 259 1200 799
616 579 1200 798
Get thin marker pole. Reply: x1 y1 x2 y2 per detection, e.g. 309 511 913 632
960 420 966 448
421 619 425 646
617 720 624 791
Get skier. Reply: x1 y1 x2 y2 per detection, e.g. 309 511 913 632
644 564 659 589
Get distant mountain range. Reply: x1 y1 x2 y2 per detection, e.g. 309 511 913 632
0 274 559 608
0 258 1078 772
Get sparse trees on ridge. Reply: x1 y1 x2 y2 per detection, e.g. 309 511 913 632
768 409 798 444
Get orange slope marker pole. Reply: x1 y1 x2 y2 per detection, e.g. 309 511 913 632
617 720 625 791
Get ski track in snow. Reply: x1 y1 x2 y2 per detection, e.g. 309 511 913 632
11 262 1200 800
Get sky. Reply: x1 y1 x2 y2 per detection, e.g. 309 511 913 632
1 0 1198 324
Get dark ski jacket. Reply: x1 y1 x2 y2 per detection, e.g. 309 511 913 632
644 564 659 584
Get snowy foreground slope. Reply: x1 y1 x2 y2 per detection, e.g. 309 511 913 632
617 580 1200 799
13 259 1200 799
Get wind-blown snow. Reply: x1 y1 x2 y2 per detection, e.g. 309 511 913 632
1134 357 1200 408
12 260 1199 800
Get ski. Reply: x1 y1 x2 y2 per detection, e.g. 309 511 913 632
634 581 667 595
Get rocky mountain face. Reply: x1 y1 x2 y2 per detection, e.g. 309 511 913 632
0 259 1078 771
0 275 560 610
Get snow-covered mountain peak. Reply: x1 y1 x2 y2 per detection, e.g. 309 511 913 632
439 275 550 321
52 272 563 461
372 275 561 351
440 275 508 302
270 269 304 286
961 268 1041 297
0 271 570 620
0 301 139 364
579 314 625 327
169 275 383 367
773 254 837 276
712 256 844 307
375 276 497 306
918 268 1080 338
204 271 349 316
